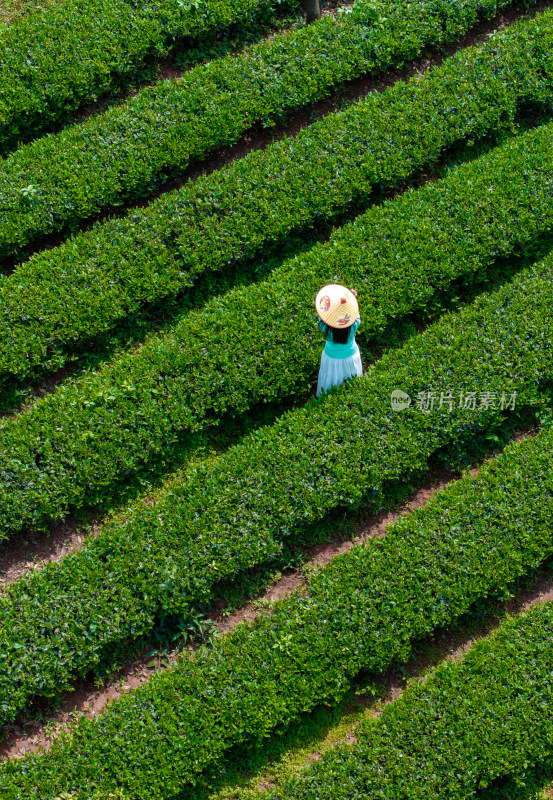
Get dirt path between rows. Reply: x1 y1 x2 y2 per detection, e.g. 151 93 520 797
254 427 553 795
69 0 351 125
7 0 551 277
0 513 102 588
0 423 540 761
3 0 550 426
0 337 410 585
254 556 553 795
0 0 551 782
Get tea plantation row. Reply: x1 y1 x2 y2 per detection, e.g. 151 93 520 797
1 119 551 537
2 2 552 796
265 599 553 800
0 0 520 259
1 247 552 728
0 0 299 152
1 366 553 797
3 7 553 379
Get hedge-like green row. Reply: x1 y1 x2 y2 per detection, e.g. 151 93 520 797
1 360 553 798
2 7 553 380
1 119 552 538
267 603 553 800
0 0 298 153
0 241 552 736
0 0 520 260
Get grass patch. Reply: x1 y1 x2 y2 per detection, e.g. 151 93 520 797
0 0 55 25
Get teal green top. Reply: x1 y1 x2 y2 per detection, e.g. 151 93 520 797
318 314 361 359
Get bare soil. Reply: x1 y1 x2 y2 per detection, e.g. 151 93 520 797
0 515 96 588
0 0 550 769
3 0 548 427
0 317 428 585
340 551 553 741
0 422 540 760
7 0 551 277
0 0 55 25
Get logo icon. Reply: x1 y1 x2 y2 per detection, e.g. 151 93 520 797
391 390 411 413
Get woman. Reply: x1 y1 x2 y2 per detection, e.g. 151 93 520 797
315 284 362 397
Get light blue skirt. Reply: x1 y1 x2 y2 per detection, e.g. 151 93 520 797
316 343 363 397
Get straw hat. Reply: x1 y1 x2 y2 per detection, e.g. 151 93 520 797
315 284 359 328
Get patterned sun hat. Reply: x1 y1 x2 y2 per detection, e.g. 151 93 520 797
315 284 359 328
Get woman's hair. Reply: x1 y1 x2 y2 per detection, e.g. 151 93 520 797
328 324 350 344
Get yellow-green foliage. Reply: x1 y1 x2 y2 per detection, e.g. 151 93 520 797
0 0 513 259
2 245 553 796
